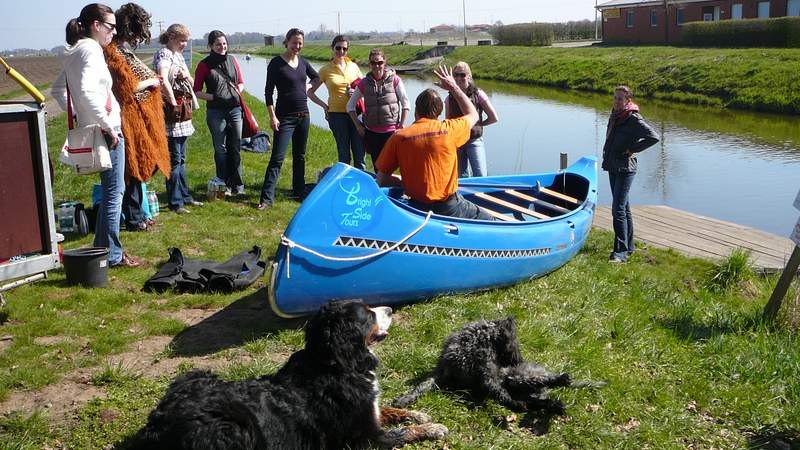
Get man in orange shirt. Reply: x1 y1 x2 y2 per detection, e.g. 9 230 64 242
375 65 492 220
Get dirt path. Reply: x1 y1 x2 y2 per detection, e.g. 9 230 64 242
0 293 302 424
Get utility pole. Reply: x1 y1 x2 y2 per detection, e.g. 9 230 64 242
595 0 599 40
337 11 341 35
157 20 164 36
462 0 468 46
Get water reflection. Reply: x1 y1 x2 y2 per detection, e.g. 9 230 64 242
235 54 799 236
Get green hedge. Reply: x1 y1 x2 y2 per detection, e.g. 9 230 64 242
490 23 554 46
682 16 800 47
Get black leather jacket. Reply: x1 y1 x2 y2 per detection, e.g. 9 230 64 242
601 112 659 173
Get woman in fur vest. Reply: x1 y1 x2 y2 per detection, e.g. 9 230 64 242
104 2 170 232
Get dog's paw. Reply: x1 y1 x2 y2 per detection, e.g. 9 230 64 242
404 409 432 424
418 422 448 440
555 373 572 387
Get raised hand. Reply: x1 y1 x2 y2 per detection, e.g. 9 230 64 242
433 64 458 93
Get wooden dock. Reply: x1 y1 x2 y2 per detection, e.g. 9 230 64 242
594 205 795 272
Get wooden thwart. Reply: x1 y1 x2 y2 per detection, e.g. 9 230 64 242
479 206 519 222
539 186 579 205
505 190 571 214
472 191 550 220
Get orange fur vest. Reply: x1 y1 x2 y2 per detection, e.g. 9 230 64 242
104 44 171 182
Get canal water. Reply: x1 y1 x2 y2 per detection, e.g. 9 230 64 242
235 54 800 237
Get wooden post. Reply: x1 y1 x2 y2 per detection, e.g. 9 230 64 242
560 153 568 170
763 245 800 321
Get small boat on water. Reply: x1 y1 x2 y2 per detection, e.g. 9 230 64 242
269 156 598 317
245 54 252 61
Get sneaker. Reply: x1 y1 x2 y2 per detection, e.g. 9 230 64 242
235 185 246 195
112 252 141 268
187 200 204 207
224 187 233 197
256 203 269 210
172 207 190 214
608 253 627 264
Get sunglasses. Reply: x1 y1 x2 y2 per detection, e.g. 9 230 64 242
334 45 348 52
100 21 117 31
453 72 468 78
370 60 385 66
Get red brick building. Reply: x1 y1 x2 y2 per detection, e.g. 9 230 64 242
597 0 800 44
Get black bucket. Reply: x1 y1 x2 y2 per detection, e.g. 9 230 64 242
63 247 109 288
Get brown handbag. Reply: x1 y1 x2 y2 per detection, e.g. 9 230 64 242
164 79 193 124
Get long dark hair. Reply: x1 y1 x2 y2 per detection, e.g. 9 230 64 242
114 3 152 48
65 3 113 46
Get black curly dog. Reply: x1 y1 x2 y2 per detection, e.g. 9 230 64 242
131 301 447 449
394 317 606 414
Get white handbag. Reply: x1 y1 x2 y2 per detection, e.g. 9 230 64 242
59 83 113 175
60 124 112 175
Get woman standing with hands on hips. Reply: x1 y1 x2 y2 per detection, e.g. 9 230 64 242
193 30 246 197
154 23 202 214
308 35 365 170
346 48 409 169
52 3 140 267
445 61 499 178
601 85 659 263
258 28 320 210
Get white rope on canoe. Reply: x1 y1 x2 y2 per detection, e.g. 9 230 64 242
280 210 434 278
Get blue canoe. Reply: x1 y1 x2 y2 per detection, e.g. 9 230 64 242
269 156 598 317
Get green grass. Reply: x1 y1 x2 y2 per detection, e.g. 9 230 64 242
0 92 799 448
256 44 800 114
0 82 51 101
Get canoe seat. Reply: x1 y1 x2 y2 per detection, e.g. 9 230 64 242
470 191 550 220
505 190 571 215
536 183 579 205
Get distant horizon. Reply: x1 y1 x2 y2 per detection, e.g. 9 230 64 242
1 0 599 52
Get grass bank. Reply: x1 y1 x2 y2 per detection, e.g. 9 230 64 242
256 44 800 114
1 93 799 448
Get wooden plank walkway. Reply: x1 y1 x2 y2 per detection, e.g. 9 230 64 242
594 205 795 273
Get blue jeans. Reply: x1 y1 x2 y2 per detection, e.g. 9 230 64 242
206 107 243 189
408 192 493 220
457 137 487 178
260 114 310 205
122 178 144 229
608 171 636 259
167 136 194 209
94 133 125 265
328 112 365 170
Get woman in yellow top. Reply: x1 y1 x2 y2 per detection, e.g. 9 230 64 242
308 35 365 170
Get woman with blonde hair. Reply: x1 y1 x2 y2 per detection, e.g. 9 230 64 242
444 61 499 178
154 23 203 214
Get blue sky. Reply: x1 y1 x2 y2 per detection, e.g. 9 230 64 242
2 0 600 50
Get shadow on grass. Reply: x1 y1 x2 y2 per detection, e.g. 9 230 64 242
168 287 306 357
656 314 762 341
746 426 800 449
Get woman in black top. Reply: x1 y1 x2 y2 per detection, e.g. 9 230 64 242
601 86 659 263
258 28 319 209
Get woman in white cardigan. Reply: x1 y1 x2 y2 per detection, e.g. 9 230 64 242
52 3 140 267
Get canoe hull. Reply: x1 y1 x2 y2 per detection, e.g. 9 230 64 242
269 157 597 317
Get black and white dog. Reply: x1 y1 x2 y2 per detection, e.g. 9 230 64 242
394 317 605 414
131 301 447 449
